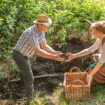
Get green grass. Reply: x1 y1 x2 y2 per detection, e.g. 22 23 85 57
0 60 105 105
0 85 105 105
29 85 105 105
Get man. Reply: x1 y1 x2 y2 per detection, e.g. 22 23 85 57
12 14 64 99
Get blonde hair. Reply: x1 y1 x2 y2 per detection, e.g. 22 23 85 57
92 21 105 34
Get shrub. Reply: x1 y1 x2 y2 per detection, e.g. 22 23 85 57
0 0 105 59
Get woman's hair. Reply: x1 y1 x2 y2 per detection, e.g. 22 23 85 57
92 21 105 34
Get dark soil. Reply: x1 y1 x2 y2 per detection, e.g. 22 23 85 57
0 38 92 100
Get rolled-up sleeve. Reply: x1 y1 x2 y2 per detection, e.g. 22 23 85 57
87 39 100 53
99 43 105 63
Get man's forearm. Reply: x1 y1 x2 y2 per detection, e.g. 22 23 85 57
34 48 55 59
42 44 56 54
74 49 92 58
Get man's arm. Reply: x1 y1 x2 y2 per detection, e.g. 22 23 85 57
32 46 64 61
40 40 62 55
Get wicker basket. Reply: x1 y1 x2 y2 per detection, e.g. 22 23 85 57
64 66 90 100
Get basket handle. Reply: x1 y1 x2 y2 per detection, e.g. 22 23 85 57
71 80 84 87
70 66 81 73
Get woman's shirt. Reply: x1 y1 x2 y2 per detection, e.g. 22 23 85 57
87 38 105 63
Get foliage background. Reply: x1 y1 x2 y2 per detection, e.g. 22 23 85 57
0 0 105 59
0 1 105 104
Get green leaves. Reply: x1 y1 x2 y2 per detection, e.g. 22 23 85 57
1 0 105 59
0 18 4 25
2 0 12 2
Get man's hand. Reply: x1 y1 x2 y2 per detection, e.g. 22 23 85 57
54 55 65 61
54 51 63 56
65 52 75 62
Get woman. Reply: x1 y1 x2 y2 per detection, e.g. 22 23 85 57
66 21 105 85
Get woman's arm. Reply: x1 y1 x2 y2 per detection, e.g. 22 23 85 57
88 62 103 85
74 39 100 58
88 42 105 85
66 39 100 61
90 62 103 77
73 49 91 58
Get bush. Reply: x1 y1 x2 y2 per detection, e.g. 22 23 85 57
0 0 105 59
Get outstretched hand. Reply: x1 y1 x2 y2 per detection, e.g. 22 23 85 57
54 54 65 61
65 52 75 62
54 51 63 56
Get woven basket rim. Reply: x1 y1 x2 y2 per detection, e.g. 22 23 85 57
65 85 89 88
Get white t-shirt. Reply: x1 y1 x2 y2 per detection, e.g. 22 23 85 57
87 38 105 63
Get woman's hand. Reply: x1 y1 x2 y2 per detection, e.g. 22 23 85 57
53 54 65 61
87 74 93 86
65 52 75 62
91 53 100 62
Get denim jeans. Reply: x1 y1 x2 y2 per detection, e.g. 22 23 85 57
12 50 35 98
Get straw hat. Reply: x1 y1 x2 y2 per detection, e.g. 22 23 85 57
34 14 52 26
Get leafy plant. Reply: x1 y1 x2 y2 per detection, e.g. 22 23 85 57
0 0 105 59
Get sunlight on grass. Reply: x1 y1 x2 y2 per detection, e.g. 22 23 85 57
0 85 104 105
30 85 105 105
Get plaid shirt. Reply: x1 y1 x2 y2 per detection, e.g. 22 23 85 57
14 25 46 58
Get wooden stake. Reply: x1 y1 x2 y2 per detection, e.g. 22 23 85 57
9 73 64 83
85 20 92 47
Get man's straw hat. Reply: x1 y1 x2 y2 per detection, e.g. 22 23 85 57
34 14 52 26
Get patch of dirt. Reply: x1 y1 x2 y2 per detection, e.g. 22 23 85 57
0 38 92 100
